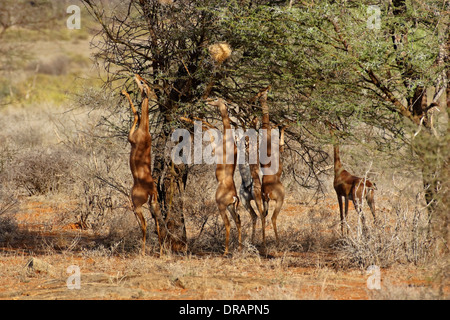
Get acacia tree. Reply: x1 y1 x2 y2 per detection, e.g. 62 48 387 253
82 0 218 250
255 0 448 243
290 0 449 240
81 0 330 251
82 0 448 250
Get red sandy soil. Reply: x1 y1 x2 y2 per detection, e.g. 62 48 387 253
0 197 447 300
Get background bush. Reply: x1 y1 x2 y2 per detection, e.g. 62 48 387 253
10 147 74 196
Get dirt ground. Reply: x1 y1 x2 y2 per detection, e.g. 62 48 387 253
0 197 446 300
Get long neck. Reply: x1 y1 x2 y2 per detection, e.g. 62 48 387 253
260 93 271 168
217 101 236 167
261 99 270 131
280 126 285 153
140 96 149 132
333 144 342 174
275 126 285 177
218 102 231 130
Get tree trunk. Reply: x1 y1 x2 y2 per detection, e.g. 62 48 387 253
152 125 188 252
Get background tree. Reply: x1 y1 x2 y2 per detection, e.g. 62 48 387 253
0 0 72 105
284 0 449 243
82 0 232 250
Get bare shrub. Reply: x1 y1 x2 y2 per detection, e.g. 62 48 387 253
27 55 70 76
303 206 336 250
0 139 14 177
0 189 19 244
184 165 224 253
0 106 73 196
9 147 74 196
281 127 330 196
69 133 133 233
0 189 17 216
101 208 150 253
75 179 115 231
335 200 433 268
